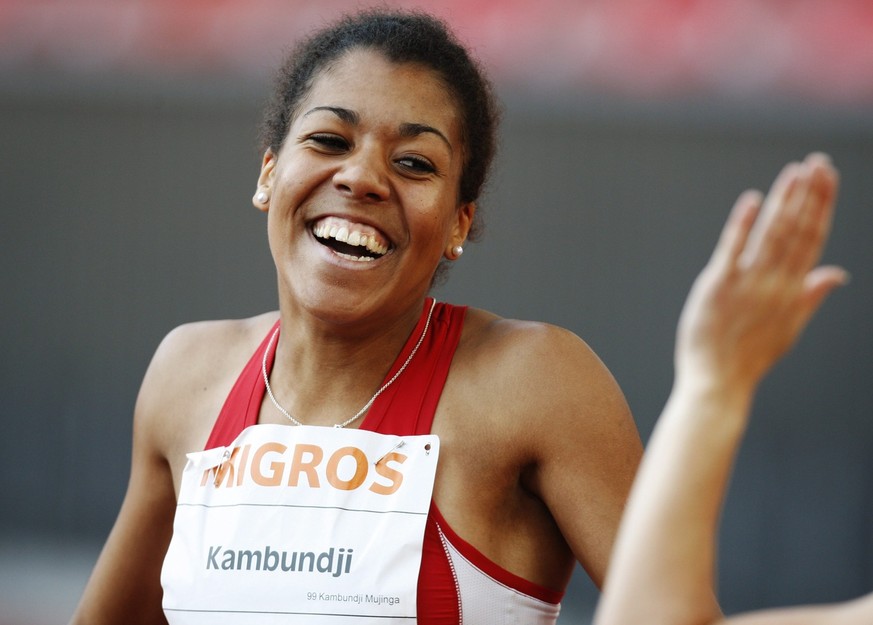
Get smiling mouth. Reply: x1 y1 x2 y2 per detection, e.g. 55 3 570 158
312 217 391 262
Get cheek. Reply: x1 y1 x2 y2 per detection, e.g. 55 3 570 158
269 166 328 226
408 197 454 241
275 165 310 198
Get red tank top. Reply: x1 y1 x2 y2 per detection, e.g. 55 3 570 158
205 299 563 623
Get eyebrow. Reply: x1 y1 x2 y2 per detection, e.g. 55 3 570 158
304 106 359 124
303 106 453 153
399 123 453 153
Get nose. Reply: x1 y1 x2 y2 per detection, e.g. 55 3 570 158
333 144 390 202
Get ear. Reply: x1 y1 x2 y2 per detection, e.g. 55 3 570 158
252 149 277 212
445 202 476 259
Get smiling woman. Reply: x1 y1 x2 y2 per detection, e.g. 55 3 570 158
256 48 475 325
68 9 643 625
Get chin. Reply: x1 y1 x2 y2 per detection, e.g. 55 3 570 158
296 285 381 323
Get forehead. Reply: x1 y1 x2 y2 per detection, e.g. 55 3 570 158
297 49 462 140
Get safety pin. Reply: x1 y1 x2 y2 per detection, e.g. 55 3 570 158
374 440 406 466
214 448 232 487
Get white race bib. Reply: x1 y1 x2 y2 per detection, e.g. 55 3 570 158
162 424 440 624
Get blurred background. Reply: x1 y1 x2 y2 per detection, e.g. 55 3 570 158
1 0 872 623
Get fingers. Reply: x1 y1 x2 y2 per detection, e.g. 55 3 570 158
784 154 840 274
709 189 763 268
739 153 839 277
739 161 802 266
676 153 846 392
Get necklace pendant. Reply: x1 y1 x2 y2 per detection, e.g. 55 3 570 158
333 424 343 429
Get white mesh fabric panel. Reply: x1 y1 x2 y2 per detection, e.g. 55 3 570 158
439 528 561 624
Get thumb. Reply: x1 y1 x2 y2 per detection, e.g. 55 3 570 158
800 265 849 321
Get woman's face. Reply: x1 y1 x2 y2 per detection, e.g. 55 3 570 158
256 48 474 325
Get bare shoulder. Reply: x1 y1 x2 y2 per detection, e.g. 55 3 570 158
451 306 640 468
142 312 278 405
135 312 279 468
148 312 278 378
456 307 629 425
445 307 641 584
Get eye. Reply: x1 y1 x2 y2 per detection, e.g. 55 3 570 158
308 133 349 153
395 155 436 175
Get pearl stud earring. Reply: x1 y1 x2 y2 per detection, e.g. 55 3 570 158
255 191 269 204
452 245 464 258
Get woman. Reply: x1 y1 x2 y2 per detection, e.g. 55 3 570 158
70 10 642 624
593 153 873 625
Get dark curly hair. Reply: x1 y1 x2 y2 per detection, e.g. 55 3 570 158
258 9 500 240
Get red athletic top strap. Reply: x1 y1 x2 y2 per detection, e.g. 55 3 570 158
358 299 465 436
204 318 280 450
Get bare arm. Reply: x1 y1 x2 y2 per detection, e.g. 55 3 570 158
593 153 863 625
522 323 644 587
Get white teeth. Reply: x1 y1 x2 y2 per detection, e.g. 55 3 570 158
336 251 376 262
312 220 390 257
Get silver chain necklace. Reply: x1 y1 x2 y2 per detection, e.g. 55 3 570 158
262 299 437 428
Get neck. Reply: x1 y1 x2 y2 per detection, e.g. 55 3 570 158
264 297 433 427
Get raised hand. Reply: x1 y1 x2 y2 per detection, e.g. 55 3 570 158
675 153 847 396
